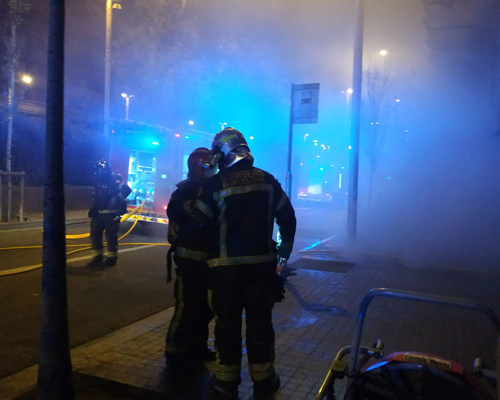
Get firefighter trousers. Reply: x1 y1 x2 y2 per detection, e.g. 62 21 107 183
209 263 277 383
90 213 120 258
165 259 214 359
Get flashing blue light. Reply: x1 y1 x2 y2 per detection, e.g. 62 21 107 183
387 176 391 179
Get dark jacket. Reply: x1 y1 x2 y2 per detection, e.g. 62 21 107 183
194 160 296 268
167 179 211 262
90 173 131 216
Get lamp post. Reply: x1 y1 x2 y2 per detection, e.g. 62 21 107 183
218 122 227 131
5 73 32 222
121 93 133 120
347 0 364 243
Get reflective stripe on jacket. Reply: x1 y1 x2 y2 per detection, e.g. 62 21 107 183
194 161 296 268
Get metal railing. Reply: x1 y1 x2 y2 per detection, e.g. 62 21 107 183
0 171 26 223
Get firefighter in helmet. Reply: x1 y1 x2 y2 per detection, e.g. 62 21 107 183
193 128 296 399
165 147 216 370
87 159 132 267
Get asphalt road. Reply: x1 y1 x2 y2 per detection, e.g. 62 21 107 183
0 203 347 379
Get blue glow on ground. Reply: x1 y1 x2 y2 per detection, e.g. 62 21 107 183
302 240 322 251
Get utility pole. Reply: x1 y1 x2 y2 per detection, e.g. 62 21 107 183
103 0 112 151
285 84 295 199
347 0 364 243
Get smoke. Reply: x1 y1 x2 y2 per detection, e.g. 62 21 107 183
356 71 500 270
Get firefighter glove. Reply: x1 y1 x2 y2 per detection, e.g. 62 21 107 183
276 241 293 261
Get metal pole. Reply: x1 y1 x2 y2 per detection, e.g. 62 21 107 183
104 0 112 148
0 172 3 222
285 84 295 199
125 96 129 120
347 0 364 243
19 173 24 222
349 288 500 377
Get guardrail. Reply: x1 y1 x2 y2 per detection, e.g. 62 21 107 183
0 171 25 223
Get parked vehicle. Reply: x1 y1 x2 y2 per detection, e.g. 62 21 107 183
109 120 211 224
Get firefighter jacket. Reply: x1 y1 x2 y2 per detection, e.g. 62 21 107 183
194 159 296 268
90 173 131 216
167 179 211 263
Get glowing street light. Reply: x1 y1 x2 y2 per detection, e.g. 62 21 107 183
121 93 134 120
22 75 33 84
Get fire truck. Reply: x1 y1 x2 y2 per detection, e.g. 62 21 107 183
108 119 212 224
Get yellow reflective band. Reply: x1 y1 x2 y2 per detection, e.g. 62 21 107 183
249 362 275 382
207 254 276 268
220 133 236 144
98 209 120 214
195 199 214 219
275 192 288 211
215 362 241 382
176 246 207 261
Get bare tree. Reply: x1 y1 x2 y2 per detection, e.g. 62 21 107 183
363 68 390 204
1 0 31 221
36 0 73 398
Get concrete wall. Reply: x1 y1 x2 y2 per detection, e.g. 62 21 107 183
1 186 93 217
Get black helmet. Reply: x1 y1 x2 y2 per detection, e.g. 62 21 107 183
209 127 253 169
94 159 111 175
187 147 212 181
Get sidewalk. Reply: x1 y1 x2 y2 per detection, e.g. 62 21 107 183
1 224 499 399
0 210 90 230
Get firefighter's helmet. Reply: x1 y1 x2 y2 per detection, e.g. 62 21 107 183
94 159 111 176
187 147 212 181
209 127 253 169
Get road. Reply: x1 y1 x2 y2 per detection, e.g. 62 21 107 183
0 203 347 379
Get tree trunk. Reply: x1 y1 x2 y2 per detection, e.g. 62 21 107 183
37 0 73 399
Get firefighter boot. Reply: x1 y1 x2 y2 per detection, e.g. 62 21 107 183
101 257 117 267
86 255 103 268
253 373 280 399
209 374 240 400
204 348 217 362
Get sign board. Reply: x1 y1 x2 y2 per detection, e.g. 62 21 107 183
292 83 320 124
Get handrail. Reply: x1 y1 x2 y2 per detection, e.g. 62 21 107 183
0 171 26 222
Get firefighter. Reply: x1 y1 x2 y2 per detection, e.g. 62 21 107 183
194 128 297 400
87 159 131 267
165 147 216 370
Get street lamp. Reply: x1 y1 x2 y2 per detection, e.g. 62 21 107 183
218 122 227 131
121 93 134 120
4 73 34 222
22 75 33 84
